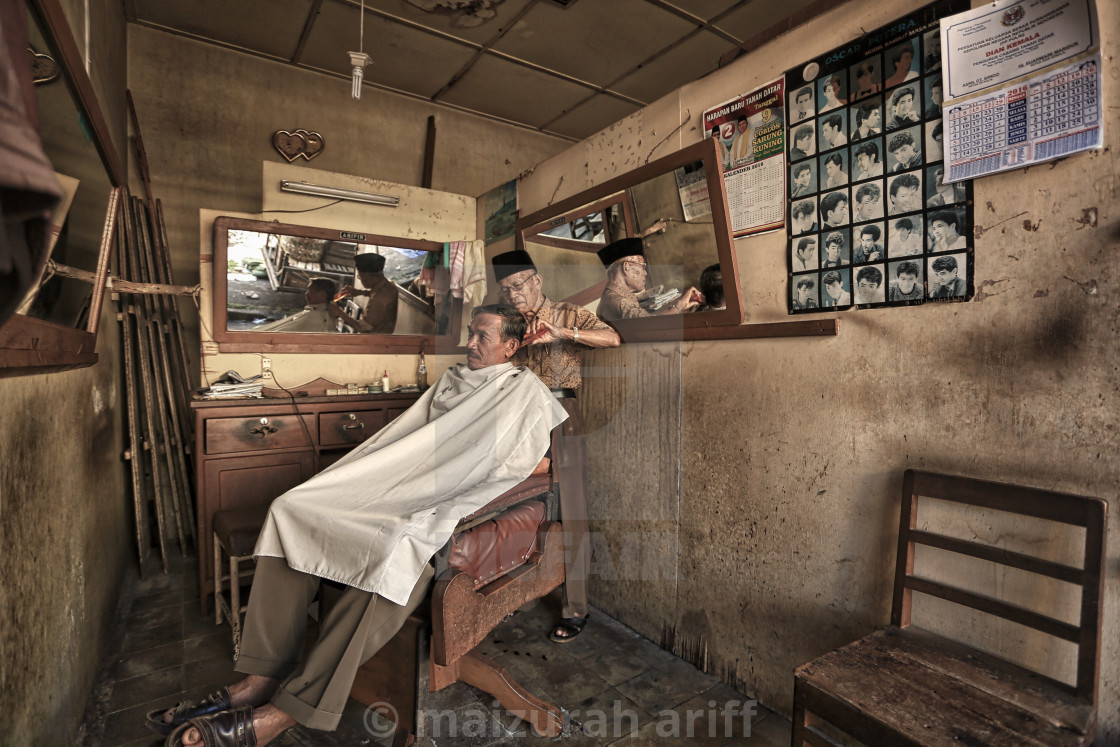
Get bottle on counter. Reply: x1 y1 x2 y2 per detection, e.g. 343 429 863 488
381 369 390 392
417 351 428 391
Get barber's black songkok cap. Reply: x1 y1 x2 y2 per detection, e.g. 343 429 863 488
491 249 536 282
354 253 386 273
597 236 644 267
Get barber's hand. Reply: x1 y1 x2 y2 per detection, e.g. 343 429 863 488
339 284 367 298
523 317 561 345
673 287 704 312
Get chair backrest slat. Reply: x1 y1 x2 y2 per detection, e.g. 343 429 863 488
892 469 1108 703
909 529 1084 583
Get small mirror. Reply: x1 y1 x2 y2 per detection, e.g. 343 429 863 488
212 217 460 353
0 0 124 377
516 138 741 340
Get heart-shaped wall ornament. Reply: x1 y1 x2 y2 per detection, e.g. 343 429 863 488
272 129 325 162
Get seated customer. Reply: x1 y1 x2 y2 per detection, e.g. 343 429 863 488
150 304 567 747
257 278 342 333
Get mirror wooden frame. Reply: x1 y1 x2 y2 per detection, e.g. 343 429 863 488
516 138 743 342
0 0 126 377
211 216 461 354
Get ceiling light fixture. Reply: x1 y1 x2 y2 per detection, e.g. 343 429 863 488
348 0 371 99
279 180 400 207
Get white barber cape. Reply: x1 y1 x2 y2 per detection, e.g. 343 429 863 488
253 362 567 605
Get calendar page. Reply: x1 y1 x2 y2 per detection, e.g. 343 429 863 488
939 0 1102 182
703 78 786 238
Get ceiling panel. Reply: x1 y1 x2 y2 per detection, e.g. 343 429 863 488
611 28 725 103
716 0 824 43
491 0 697 90
660 0 748 24
132 0 313 60
300 2 476 98
438 53 593 130
546 93 643 141
356 0 535 46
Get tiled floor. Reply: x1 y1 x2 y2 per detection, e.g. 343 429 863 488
79 554 791 746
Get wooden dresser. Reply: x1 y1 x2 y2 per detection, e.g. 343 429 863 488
190 392 420 613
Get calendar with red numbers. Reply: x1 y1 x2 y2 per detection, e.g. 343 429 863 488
939 0 1102 183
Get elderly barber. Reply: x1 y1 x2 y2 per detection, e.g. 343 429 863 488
491 249 620 642
149 304 566 747
597 237 703 320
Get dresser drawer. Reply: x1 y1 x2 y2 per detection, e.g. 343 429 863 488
204 414 313 454
319 408 388 447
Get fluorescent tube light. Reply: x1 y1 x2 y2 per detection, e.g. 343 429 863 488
279 180 399 207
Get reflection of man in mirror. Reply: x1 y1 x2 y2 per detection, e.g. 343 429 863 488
257 278 343 332
695 263 726 312
149 305 567 745
339 252 398 334
491 249 620 644
596 237 702 320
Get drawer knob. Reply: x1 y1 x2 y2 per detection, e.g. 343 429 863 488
341 421 365 431
249 418 278 436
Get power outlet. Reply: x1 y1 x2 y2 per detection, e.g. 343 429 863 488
261 357 272 379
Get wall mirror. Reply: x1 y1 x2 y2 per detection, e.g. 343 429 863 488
212 216 461 353
0 0 125 377
516 137 742 341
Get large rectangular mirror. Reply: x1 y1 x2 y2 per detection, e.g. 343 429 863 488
516 138 741 341
0 0 124 376
211 216 460 353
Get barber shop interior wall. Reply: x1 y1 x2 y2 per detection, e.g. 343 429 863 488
127 25 569 385
0 1 130 743
523 0 1120 740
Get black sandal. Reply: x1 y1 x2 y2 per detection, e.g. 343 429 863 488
548 614 589 643
145 688 232 736
165 705 257 747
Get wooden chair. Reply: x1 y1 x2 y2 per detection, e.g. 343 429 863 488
349 457 567 744
792 469 1108 747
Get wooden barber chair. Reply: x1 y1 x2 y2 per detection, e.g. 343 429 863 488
348 453 567 745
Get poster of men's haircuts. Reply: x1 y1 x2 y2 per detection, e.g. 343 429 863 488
703 78 786 238
784 0 974 314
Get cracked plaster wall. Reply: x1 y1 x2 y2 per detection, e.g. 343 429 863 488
520 0 1120 740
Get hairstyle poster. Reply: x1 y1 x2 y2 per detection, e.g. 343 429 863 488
783 0 974 314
